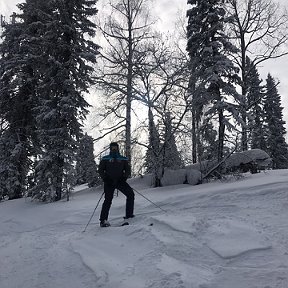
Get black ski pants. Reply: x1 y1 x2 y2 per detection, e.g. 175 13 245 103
100 180 135 222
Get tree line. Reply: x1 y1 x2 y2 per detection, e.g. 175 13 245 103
1 0 288 201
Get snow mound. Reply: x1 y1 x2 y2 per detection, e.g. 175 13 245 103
160 168 202 186
72 184 89 192
151 213 206 235
186 169 202 185
161 169 186 186
158 254 214 288
128 174 153 189
204 219 272 259
225 149 271 170
186 149 271 174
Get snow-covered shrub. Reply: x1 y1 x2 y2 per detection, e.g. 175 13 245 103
186 169 202 185
128 174 153 189
224 149 271 173
161 169 187 186
186 149 271 177
158 149 271 187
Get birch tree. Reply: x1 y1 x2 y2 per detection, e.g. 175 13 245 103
94 0 155 166
133 36 189 185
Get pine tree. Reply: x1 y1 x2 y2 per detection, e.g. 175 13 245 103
0 12 39 199
187 0 210 163
162 112 182 170
16 0 100 201
145 111 183 186
187 0 241 162
264 74 288 169
198 120 218 161
245 58 266 150
144 108 162 187
75 134 99 187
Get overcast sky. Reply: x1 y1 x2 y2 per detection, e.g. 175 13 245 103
1 0 288 128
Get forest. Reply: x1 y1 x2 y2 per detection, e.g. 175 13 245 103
0 0 288 202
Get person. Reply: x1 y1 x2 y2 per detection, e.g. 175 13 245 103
98 142 135 227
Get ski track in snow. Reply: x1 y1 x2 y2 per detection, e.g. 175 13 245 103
1 170 288 288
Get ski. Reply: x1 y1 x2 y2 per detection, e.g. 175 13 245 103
100 221 154 228
99 221 129 228
116 221 154 227
99 215 153 228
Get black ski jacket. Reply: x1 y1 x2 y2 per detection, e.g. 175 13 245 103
98 153 131 183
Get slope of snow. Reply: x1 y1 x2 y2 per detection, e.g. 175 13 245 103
1 170 288 288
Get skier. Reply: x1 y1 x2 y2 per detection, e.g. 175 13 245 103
98 142 135 227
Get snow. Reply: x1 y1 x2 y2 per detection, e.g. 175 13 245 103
204 219 271 259
161 169 187 186
1 170 288 288
186 149 271 175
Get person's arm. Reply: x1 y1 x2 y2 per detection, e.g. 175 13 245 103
98 159 106 180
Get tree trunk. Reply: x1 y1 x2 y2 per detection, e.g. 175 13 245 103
125 0 133 170
55 156 64 201
241 44 248 151
192 109 197 163
218 107 225 162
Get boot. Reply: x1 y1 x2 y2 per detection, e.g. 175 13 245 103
100 220 111 227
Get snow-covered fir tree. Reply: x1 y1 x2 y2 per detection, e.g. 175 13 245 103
145 108 162 187
0 14 39 199
186 0 241 162
162 112 182 170
245 58 266 150
198 120 218 161
145 111 183 187
14 0 99 201
75 134 99 187
264 74 288 169
186 0 210 163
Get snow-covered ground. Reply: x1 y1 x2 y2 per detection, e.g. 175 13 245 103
1 170 288 288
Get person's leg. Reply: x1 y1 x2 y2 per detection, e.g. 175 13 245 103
117 181 135 218
99 183 115 222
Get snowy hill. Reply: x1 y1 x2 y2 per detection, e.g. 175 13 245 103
1 170 288 288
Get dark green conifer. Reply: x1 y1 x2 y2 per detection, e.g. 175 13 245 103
264 74 288 169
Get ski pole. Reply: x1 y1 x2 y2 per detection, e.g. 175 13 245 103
133 188 167 213
82 191 105 233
